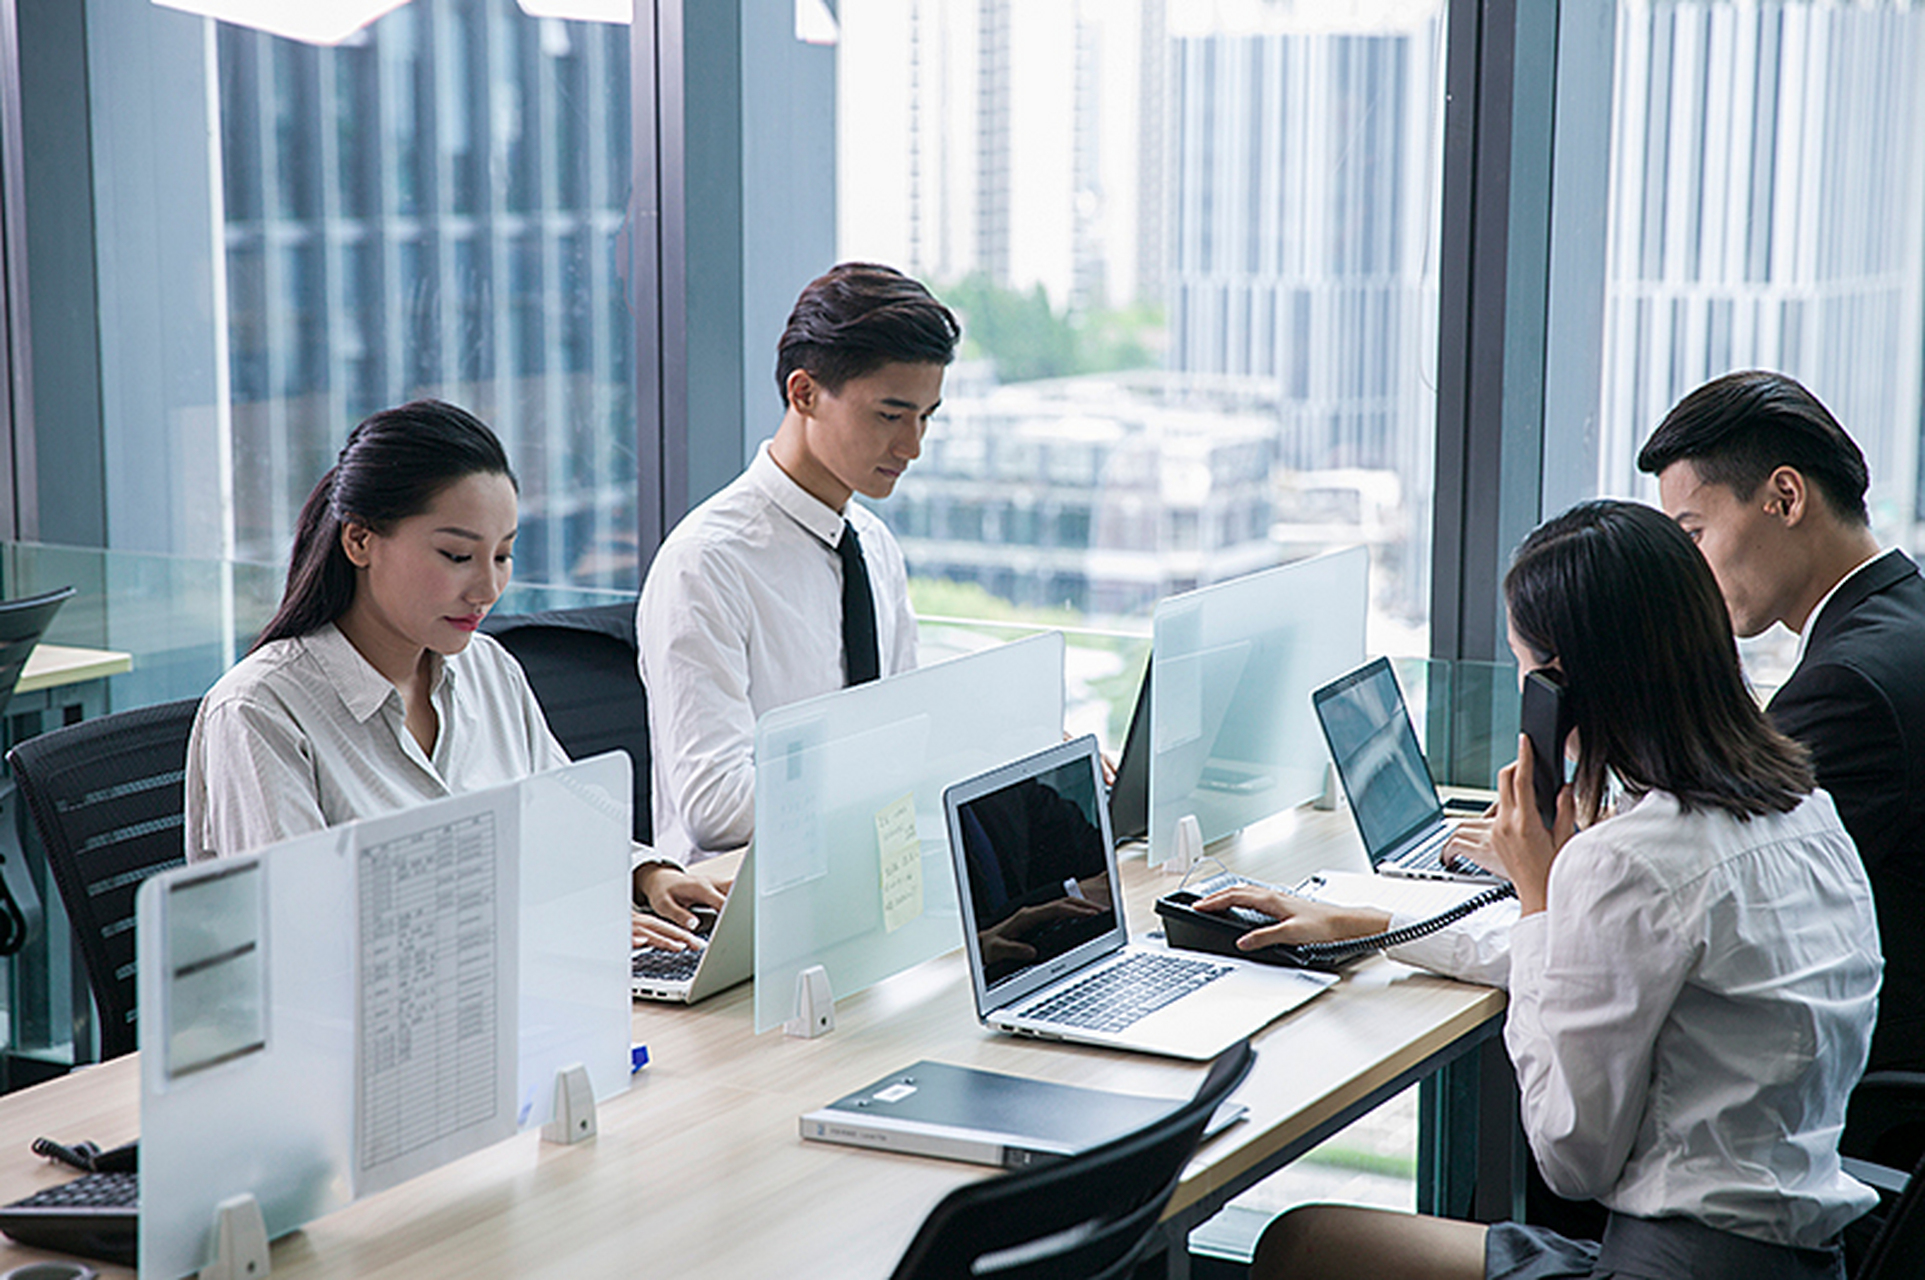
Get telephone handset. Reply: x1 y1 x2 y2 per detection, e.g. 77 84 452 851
1520 667 1573 832
1155 882 1517 970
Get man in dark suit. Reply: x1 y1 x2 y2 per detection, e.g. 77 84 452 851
1639 370 1925 1086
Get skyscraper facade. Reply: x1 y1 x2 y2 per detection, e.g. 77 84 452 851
217 0 638 588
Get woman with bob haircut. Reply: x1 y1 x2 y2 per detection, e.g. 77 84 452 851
1200 499 1880 1280
186 399 722 950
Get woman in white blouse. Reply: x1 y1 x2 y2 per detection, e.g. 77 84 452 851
186 399 722 950
1201 500 1880 1280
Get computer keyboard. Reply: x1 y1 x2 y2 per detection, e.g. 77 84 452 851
1021 952 1231 1034
632 946 703 982
0 1170 137 1265
1401 831 1494 877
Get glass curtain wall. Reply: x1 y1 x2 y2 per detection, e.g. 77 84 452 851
835 0 1449 746
21 0 639 591
1547 0 1925 686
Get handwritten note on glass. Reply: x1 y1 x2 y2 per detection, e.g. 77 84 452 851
875 793 923 933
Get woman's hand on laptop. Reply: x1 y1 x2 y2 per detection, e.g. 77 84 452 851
1192 884 1391 952
1440 817 1495 871
633 909 706 951
632 863 730 950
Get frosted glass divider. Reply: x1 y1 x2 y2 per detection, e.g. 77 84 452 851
137 753 631 1277
753 631 1065 1033
1149 546 1368 864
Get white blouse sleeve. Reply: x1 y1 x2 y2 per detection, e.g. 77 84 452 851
185 693 329 862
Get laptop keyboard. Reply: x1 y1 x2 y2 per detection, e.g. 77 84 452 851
1398 828 1493 877
632 946 702 982
1021 952 1232 1034
0 1171 137 1265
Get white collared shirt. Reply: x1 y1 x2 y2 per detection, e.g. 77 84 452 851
1790 545 1897 671
1392 790 1880 1247
638 443 918 866
186 622 573 863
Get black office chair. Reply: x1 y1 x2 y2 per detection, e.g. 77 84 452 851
1846 1071 1925 1174
0 586 77 956
887 1039 1255 1280
5 697 198 1060
480 601 652 843
1856 1147 1925 1279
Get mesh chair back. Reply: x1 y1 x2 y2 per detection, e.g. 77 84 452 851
887 1039 1255 1280
481 602 650 843
1846 1070 1925 1174
6 698 198 1059
0 586 77 956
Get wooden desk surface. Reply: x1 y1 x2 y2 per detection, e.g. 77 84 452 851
16 644 133 694
0 809 1505 1279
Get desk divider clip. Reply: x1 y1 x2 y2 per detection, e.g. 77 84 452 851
784 964 835 1039
199 1192 268 1280
1164 814 1203 875
540 1063 598 1145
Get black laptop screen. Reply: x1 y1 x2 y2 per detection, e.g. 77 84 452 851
954 755 1118 988
1313 659 1444 860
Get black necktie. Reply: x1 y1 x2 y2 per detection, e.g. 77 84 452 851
836 523 881 686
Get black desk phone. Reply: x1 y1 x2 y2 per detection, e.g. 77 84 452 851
1156 882 1516 970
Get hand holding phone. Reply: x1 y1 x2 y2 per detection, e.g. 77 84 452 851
1520 668 1573 832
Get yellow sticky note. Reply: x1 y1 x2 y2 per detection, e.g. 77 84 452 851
876 793 923 933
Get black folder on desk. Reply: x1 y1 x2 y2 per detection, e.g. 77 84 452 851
801 1060 1245 1169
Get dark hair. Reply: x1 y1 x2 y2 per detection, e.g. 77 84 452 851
1504 500 1812 822
1636 370 1869 524
254 399 517 649
775 262 961 405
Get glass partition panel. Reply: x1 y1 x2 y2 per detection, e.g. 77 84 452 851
1391 657 1523 792
753 632 1064 1033
917 614 1150 760
1149 547 1368 862
138 754 630 1277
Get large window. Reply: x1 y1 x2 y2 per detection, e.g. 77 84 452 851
835 0 1448 672
17 0 639 591
1545 0 1925 684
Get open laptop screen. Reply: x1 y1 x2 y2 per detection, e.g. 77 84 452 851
1312 659 1444 862
952 749 1118 990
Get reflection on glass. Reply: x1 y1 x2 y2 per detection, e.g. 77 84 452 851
954 756 1116 989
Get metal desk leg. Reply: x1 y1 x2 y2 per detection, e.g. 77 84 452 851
1417 1030 1525 1222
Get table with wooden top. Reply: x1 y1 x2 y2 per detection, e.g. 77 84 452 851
14 644 133 697
0 805 1513 1280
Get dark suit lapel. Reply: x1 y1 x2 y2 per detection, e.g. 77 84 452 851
1804 550 1921 653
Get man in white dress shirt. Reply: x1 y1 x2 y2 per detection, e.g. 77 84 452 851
637 264 960 866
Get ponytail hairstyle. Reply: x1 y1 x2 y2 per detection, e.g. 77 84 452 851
254 400 517 650
1503 499 1812 823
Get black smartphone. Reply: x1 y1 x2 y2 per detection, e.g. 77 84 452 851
1520 668 1572 832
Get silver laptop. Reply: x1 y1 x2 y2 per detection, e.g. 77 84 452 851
631 851 755 1003
944 736 1334 1061
1310 658 1504 885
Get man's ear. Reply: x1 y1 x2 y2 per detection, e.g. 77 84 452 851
786 368 819 415
340 519 375 568
1765 467 1810 526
